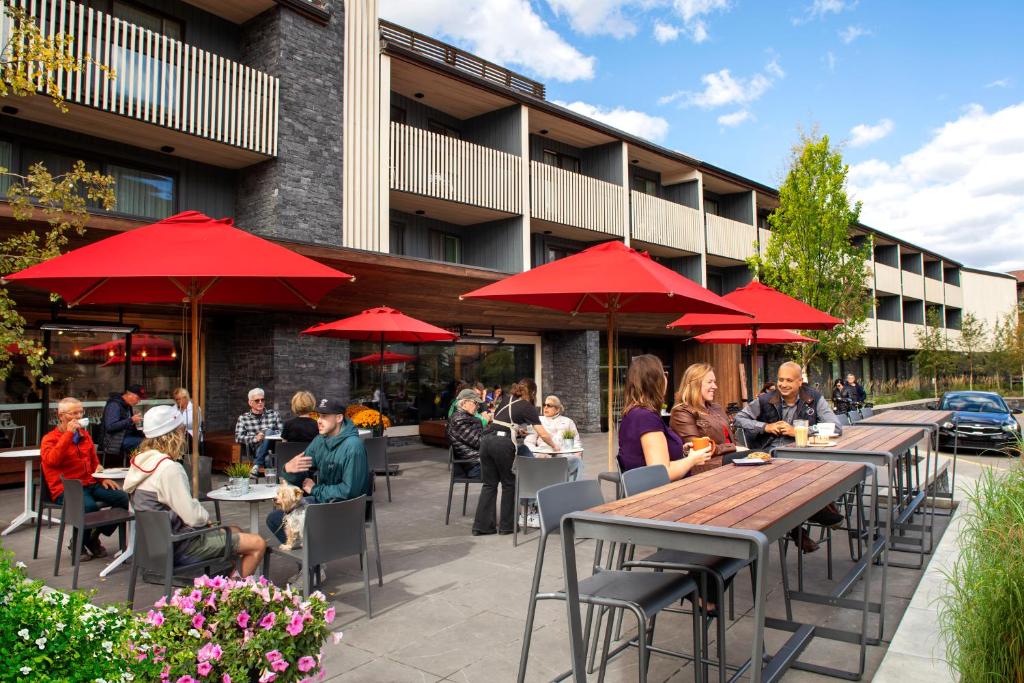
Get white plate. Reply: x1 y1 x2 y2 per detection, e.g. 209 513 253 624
733 457 772 466
803 440 838 448
99 467 127 473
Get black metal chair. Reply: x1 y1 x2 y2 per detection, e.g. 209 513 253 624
54 478 133 589
364 436 392 502
274 441 308 469
184 454 222 522
128 509 240 608
848 409 863 424
32 468 63 560
512 455 568 547
837 413 852 426
445 447 482 524
861 405 874 418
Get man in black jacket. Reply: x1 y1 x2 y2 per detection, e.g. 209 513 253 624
446 389 483 478
101 384 145 463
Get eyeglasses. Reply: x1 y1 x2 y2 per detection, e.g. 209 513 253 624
543 403 558 409
252 398 265 403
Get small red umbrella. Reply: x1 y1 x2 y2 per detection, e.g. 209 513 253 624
351 351 417 365
302 307 456 429
83 334 176 357
461 240 752 468
693 329 816 345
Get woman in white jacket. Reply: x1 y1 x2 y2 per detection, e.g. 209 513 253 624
124 406 266 577
525 395 583 481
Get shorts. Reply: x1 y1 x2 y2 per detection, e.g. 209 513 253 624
179 527 240 563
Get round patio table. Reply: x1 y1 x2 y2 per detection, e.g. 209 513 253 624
1 449 42 536
92 468 133 578
206 483 278 534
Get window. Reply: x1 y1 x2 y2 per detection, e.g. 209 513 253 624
633 176 656 196
542 149 581 173
390 105 407 124
108 165 174 219
0 141 12 195
704 198 720 216
391 220 406 255
429 231 461 263
428 120 460 139
545 244 580 263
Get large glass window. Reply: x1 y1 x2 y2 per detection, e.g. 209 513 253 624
109 164 174 219
429 231 461 264
0 140 11 195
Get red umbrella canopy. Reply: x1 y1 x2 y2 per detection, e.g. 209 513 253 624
301 306 457 342
351 351 417 365
3 211 354 306
668 281 842 332
693 329 816 345
461 241 751 316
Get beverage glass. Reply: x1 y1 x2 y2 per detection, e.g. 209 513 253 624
794 419 809 447
265 468 278 486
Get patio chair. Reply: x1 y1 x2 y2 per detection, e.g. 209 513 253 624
837 413 852 426
861 405 874 418
54 478 133 589
184 454 222 523
270 496 373 615
512 456 569 547
32 468 62 560
365 476 384 587
364 436 392 502
127 509 241 609
444 447 482 524
516 480 702 683
848 409 863 424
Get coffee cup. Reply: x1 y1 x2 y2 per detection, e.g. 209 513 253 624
691 436 715 452
817 423 836 437
78 417 90 429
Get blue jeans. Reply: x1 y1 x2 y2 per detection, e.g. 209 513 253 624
253 439 271 469
56 483 130 548
122 433 143 455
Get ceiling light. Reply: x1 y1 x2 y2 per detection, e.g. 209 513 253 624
160 145 175 153
414 92 424 99
539 129 548 135
1 105 18 115
415 210 425 215
543 230 552 235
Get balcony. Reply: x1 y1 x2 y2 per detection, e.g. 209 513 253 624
758 228 771 256
877 320 904 348
924 276 944 304
530 161 624 238
945 282 963 308
902 273 924 301
904 323 925 350
706 214 756 262
630 192 702 253
946 328 962 346
390 122 522 215
3 0 279 167
874 263 901 295
862 319 878 348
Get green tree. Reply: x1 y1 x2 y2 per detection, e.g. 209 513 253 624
955 312 987 390
748 129 872 370
915 308 955 398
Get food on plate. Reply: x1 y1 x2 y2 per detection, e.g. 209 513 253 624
747 451 771 461
808 435 833 446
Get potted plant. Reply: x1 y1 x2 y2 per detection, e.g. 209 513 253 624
225 462 253 495
561 428 577 449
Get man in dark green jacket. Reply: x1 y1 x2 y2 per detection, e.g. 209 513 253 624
266 397 370 543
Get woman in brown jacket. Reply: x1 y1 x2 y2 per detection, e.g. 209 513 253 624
670 362 737 473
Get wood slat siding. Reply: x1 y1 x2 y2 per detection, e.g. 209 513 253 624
389 121 522 214
2 0 278 156
924 276 944 304
944 282 962 308
530 161 624 237
706 213 756 261
904 323 924 350
758 227 771 256
875 262 901 294
902 273 924 301
877 319 903 349
630 191 702 252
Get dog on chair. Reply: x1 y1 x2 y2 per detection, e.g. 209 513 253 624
274 484 306 550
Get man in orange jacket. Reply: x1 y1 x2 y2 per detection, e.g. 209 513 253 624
41 396 129 559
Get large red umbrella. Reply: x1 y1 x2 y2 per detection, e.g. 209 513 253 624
351 351 417 365
693 329 815 345
302 307 457 429
460 240 752 468
669 281 842 394
5 210 354 487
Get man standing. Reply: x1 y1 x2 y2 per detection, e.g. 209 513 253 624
101 384 145 463
43 397 130 559
173 387 203 454
844 373 867 406
235 388 282 477
446 389 484 478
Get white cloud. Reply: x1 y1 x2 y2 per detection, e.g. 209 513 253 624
794 0 854 24
556 100 670 141
380 0 595 81
839 25 870 43
653 21 681 43
824 50 837 72
546 0 639 38
659 59 783 108
717 110 753 127
849 118 894 147
848 102 1024 271
986 78 1012 89
671 0 730 42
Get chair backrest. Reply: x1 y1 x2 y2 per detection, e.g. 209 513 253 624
536 480 604 537
861 406 874 418
133 509 175 574
836 413 851 426
515 456 570 499
735 428 750 449
364 437 387 472
37 466 56 506
303 496 367 566
0 412 13 427
59 477 86 527
848 409 862 424
621 464 670 497
274 441 308 465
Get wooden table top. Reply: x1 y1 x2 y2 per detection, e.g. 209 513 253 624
858 410 953 428
589 459 865 533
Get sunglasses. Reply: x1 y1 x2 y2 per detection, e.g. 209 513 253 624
252 398 265 403
543 403 558 408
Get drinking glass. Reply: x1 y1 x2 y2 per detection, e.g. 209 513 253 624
793 419 809 447
265 467 278 486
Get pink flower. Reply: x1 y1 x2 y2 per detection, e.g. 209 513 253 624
146 610 165 627
258 673 277 683
324 607 336 624
259 612 276 630
190 589 204 602
236 611 250 629
154 596 168 608
198 642 224 663
297 656 317 673
209 645 223 661
266 650 283 663
192 614 206 630
286 613 304 636
221 675 231 683
180 598 197 615
177 676 196 683
160 665 171 682
197 662 212 677
271 659 289 673
243 629 254 643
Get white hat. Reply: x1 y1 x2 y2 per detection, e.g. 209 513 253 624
143 405 185 438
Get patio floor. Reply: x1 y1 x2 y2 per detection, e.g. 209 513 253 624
0 435 953 682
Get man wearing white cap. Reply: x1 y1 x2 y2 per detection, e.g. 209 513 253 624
125 405 266 576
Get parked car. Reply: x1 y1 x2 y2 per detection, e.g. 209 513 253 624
933 391 1022 454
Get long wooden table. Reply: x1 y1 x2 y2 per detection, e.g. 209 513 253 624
561 459 876 683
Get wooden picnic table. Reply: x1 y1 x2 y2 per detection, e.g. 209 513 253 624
859 409 958 504
562 458 877 683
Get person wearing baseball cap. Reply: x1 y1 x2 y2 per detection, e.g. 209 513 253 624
100 383 146 465
267 397 370 547
125 405 266 577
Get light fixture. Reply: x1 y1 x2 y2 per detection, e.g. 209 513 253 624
414 92 424 99
1 105 18 115
455 325 505 345
539 129 548 135
543 230 552 235
72 349 80 357
39 321 138 334
108 350 115 358
415 209 425 215
631 159 639 164
140 350 148 358
160 145 175 153
171 350 177 359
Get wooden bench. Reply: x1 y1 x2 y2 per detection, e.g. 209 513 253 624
419 419 449 448
204 431 242 473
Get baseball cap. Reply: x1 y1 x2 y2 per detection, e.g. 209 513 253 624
455 389 483 404
316 397 346 415
143 405 184 438
126 383 146 398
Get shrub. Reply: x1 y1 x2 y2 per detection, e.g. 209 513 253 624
938 465 1024 681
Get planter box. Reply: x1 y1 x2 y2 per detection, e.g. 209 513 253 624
419 419 449 448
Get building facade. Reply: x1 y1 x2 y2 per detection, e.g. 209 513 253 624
0 0 1017 443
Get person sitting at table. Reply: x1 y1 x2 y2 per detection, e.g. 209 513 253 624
618 355 712 481
670 363 738 474
101 384 145 464
734 361 844 552
124 405 266 576
42 397 130 560
525 395 583 481
173 387 203 455
447 389 484 478
234 387 282 477
282 390 319 445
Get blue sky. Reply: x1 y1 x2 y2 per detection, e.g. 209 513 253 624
381 1 1024 271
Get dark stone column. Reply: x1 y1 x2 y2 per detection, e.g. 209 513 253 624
541 331 601 433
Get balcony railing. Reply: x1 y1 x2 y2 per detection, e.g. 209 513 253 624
389 122 522 214
4 0 279 156
924 276 944 304
861 319 877 348
904 323 925 350
630 192 702 253
705 214 756 262
758 228 771 256
902 273 924 301
944 282 963 308
530 161 624 237
877 319 904 348
874 263 901 295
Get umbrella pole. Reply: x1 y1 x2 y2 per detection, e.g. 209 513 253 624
379 333 385 433
607 308 615 473
751 327 759 401
190 287 201 493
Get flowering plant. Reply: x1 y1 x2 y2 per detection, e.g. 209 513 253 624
349 409 391 430
130 575 338 683
344 404 368 419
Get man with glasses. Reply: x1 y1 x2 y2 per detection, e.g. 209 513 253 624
235 388 282 477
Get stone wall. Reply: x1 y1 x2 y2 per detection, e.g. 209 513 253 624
541 331 601 433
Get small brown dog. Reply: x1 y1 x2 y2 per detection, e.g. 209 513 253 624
274 483 306 550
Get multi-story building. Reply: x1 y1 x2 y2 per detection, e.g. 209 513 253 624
0 0 1016 444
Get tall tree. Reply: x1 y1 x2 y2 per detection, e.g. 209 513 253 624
748 130 872 370
915 308 955 398
956 312 987 390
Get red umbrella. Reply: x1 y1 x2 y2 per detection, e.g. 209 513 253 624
693 329 815 345
5 210 354 487
460 240 752 468
302 307 457 429
669 281 842 394
351 351 417 365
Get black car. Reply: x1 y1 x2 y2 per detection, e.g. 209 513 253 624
935 391 1022 454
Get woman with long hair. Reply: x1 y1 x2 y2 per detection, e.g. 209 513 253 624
670 363 738 472
618 355 711 480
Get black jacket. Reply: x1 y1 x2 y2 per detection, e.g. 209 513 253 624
843 382 867 404
447 408 483 461
101 392 141 456
747 386 825 450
